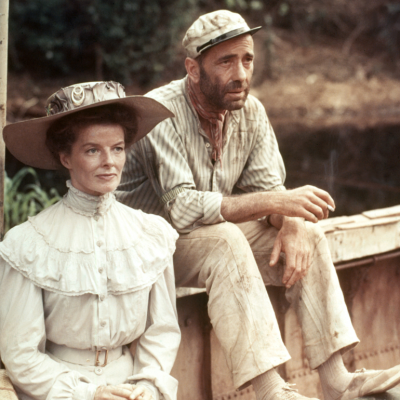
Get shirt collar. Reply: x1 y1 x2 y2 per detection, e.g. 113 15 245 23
63 180 115 217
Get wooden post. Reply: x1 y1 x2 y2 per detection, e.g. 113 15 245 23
0 0 9 371
0 0 9 241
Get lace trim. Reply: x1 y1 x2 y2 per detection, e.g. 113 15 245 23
66 181 110 203
27 203 176 253
28 217 93 254
64 181 114 216
0 223 176 296
1 253 165 297
61 200 102 219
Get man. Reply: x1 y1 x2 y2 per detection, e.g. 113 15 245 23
117 10 400 400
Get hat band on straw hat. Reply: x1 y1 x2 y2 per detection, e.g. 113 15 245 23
45 81 126 117
197 27 249 53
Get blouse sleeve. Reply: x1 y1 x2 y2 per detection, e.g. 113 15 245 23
127 256 181 400
0 260 98 400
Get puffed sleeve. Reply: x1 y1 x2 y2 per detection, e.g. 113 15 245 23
0 260 98 400
127 255 181 400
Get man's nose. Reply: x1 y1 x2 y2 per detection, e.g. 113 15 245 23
233 62 247 82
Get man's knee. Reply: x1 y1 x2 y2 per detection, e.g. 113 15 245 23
206 221 249 248
174 222 252 273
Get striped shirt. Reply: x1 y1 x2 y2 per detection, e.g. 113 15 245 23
116 76 286 233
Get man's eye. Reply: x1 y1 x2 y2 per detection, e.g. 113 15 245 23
87 148 97 154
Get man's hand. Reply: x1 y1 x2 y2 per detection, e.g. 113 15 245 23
269 217 311 288
276 186 335 223
95 385 153 400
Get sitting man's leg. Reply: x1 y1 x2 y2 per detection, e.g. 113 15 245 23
237 220 400 400
174 222 313 400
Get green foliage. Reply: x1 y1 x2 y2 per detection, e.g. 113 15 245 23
9 0 199 85
4 168 61 232
9 0 400 83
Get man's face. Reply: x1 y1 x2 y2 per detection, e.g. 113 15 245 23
198 34 254 111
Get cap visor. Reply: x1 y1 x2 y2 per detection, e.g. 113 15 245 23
199 26 262 55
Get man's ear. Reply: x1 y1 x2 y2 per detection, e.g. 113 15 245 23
59 152 71 170
185 57 201 84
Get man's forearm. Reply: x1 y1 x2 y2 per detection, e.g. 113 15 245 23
221 185 335 224
221 191 286 223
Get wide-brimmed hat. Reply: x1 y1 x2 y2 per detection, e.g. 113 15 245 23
182 10 261 59
3 81 174 170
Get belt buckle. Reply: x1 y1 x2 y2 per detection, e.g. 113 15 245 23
95 348 109 367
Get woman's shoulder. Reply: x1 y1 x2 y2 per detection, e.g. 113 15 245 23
0 199 177 296
114 200 179 242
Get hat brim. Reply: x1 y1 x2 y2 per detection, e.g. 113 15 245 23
198 26 262 55
3 96 174 170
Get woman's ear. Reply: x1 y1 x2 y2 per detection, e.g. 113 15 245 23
59 152 71 170
185 57 201 84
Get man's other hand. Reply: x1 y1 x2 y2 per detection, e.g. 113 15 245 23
269 217 311 288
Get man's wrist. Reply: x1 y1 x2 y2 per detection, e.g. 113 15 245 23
281 216 305 228
269 214 284 229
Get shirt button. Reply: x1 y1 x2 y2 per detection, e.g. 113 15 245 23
94 215 100 221
94 367 103 375
99 294 105 301
100 321 106 327
98 268 104 274
96 240 103 247
205 143 210 148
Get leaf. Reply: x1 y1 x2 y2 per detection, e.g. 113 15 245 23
4 167 61 231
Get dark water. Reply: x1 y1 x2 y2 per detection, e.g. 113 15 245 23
278 123 400 217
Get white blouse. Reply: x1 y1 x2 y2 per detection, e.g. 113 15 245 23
0 182 180 400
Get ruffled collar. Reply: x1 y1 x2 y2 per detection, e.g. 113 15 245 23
0 187 178 296
63 180 115 217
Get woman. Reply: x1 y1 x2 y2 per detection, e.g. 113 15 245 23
0 82 180 400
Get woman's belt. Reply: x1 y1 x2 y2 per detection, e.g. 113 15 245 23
46 341 123 367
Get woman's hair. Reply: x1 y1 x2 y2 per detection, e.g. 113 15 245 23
46 103 138 165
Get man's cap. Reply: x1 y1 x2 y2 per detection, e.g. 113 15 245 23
3 81 174 170
182 10 261 59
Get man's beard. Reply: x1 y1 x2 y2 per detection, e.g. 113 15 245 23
199 65 250 111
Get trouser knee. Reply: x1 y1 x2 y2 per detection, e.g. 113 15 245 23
198 222 260 284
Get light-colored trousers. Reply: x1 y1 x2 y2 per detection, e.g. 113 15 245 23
173 220 359 390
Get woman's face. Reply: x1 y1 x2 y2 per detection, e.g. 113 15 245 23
60 123 126 196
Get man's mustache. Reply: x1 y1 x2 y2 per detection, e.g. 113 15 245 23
225 80 249 92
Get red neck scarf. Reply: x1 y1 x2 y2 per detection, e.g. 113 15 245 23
187 78 227 165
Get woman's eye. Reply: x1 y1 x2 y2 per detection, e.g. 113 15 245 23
114 146 124 153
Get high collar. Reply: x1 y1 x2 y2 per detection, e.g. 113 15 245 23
63 180 115 217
